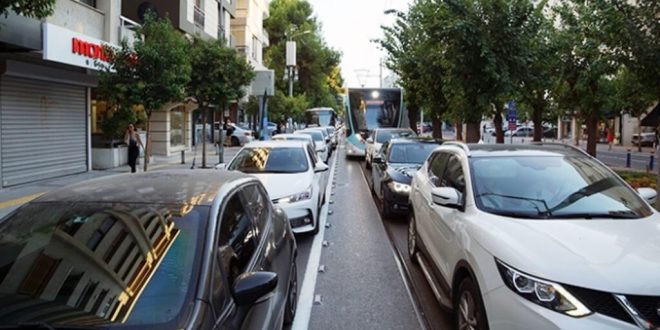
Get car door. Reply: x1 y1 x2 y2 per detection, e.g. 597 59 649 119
372 141 390 198
213 189 268 329
413 151 450 271
427 153 467 282
307 143 326 200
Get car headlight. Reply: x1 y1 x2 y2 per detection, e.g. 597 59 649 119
388 181 411 194
496 259 591 317
275 186 313 204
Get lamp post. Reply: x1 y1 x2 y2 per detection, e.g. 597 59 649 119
285 30 311 97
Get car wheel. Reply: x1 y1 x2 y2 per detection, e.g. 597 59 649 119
283 261 298 325
379 185 392 218
455 277 489 330
408 212 419 264
311 206 320 235
231 136 240 146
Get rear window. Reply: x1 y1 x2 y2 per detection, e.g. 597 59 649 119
0 202 209 329
228 147 309 173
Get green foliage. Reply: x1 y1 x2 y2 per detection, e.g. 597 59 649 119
188 37 255 110
1 0 55 19
268 90 310 122
100 107 138 140
263 0 344 118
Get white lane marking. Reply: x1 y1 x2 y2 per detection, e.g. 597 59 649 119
292 150 338 330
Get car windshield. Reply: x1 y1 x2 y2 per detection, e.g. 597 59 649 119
0 202 208 329
388 143 438 164
470 156 653 219
376 129 414 143
297 131 324 142
229 147 309 173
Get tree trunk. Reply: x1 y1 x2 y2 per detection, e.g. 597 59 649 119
494 103 504 144
637 122 643 152
533 98 544 142
586 112 598 157
408 106 419 134
143 113 151 172
432 115 443 139
201 106 207 168
455 121 463 141
465 122 480 143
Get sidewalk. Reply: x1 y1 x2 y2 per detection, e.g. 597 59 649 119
0 144 240 218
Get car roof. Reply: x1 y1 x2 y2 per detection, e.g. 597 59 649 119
390 137 443 145
374 127 414 132
243 140 308 148
34 169 254 206
274 133 313 140
441 142 588 158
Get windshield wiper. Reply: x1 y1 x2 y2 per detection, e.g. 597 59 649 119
547 177 619 214
486 210 548 219
549 211 640 219
0 322 103 330
476 192 549 215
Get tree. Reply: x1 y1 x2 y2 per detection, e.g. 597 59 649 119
1 0 55 19
613 68 656 152
99 12 191 171
263 0 344 120
552 0 620 156
188 37 254 167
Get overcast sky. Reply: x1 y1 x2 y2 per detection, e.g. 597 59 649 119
306 0 412 88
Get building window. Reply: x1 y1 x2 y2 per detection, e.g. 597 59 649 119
252 36 259 60
170 107 186 148
79 0 96 8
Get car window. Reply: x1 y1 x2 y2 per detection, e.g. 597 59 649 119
389 143 439 164
440 155 466 199
218 193 257 287
241 184 270 235
428 152 450 186
228 147 309 173
307 143 319 164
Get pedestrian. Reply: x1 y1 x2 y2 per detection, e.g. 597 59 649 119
607 128 614 151
124 123 144 173
223 118 235 146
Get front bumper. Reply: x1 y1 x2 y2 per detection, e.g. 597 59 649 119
484 286 638 330
346 142 365 157
383 187 410 214
274 198 318 234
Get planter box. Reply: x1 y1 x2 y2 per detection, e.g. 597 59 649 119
92 146 128 170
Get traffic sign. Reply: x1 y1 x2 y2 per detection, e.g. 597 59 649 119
507 100 517 131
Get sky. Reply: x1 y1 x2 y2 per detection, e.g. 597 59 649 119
306 0 413 88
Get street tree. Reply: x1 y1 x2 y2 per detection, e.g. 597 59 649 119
552 0 620 156
98 12 191 171
1 0 55 19
264 0 343 120
188 37 254 167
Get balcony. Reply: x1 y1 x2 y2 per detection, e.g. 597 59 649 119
194 5 205 28
119 16 140 46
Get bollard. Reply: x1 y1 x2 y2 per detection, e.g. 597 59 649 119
181 150 185 164
650 152 655 171
626 149 631 168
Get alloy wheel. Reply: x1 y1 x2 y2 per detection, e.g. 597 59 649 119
408 216 417 258
458 291 478 330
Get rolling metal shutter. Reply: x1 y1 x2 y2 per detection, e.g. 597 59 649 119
1 76 87 187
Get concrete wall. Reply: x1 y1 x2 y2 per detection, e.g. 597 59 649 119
46 0 106 40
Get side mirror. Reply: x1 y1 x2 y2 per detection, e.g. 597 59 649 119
431 187 462 208
637 187 657 204
315 162 329 172
215 163 226 170
232 272 278 306
372 156 383 164
366 137 374 144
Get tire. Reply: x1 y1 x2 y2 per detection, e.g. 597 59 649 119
283 261 298 325
408 212 419 264
311 203 321 235
455 277 489 330
231 136 240 147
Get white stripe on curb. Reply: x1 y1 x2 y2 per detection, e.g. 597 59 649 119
292 150 338 330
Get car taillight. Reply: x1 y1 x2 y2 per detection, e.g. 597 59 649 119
244 132 251 136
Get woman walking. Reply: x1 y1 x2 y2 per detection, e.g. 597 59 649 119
124 123 144 173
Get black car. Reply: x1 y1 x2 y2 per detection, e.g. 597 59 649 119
371 138 442 217
0 170 297 330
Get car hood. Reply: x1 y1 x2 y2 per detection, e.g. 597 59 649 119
250 173 311 200
387 163 421 184
473 212 660 294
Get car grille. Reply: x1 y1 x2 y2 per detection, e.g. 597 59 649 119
566 285 660 327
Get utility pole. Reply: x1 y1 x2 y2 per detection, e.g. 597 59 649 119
379 58 383 88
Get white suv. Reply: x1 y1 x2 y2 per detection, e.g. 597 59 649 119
408 142 660 330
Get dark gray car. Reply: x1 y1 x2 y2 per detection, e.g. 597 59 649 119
0 170 297 330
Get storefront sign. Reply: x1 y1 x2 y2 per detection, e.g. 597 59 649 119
43 23 116 70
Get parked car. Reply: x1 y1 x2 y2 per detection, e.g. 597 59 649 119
295 129 329 163
0 170 298 329
408 142 660 330
214 122 255 146
543 127 558 139
365 128 416 169
273 133 317 150
223 141 329 234
504 126 534 137
371 137 442 217
632 132 657 146
305 127 333 157
323 126 338 150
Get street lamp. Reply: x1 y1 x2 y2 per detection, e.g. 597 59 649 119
285 29 311 97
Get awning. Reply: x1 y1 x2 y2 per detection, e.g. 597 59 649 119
640 102 660 127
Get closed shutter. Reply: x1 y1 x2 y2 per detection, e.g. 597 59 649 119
1 76 87 187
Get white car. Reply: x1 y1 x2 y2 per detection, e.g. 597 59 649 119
365 128 415 169
305 127 332 156
213 122 255 146
408 142 660 330
273 133 317 149
223 140 328 234
295 130 329 163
